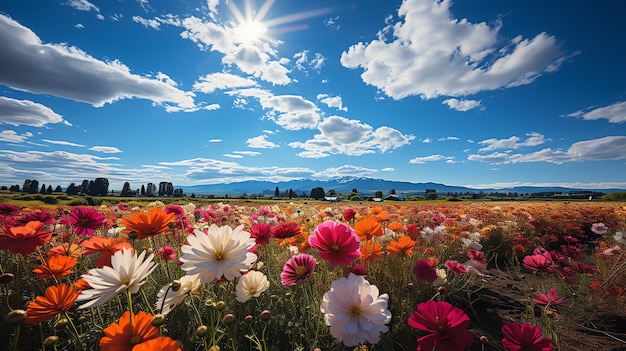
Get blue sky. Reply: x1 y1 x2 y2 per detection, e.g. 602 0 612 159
1 0 625 191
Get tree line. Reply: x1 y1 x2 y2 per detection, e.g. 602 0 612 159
3 179 184 198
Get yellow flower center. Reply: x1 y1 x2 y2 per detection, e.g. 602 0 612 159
215 250 224 261
295 266 307 276
331 244 340 252
129 335 141 345
350 304 361 317
121 278 130 286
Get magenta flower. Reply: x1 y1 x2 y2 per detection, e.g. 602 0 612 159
533 288 565 306
591 223 609 235
271 221 301 239
413 259 437 283
249 223 272 246
408 300 474 351
349 263 368 276
522 254 554 273
501 322 554 351
68 208 106 236
308 220 360 268
0 204 20 216
158 245 177 261
342 208 357 221
445 260 468 274
280 254 316 286
17 211 56 226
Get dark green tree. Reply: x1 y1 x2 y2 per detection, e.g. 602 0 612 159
274 186 280 197
54 185 62 193
375 190 383 198
310 187 325 200
121 182 134 197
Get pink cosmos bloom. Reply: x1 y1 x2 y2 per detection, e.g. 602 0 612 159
522 254 554 273
0 204 20 216
591 223 609 235
602 245 622 256
349 263 368 276
249 223 272 246
413 259 438 283
342 208 357 222
68 208 106 236
533 288 565 306
445 260 468 274
17 211 56 226
467 248 487 264
271 221 301 239
280 254 316 286
308 220 360 268
407 300 474 351
158 245 177 261
501 322 554 351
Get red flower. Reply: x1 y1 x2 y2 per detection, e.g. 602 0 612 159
68 207 106 236
342 208 357 221
0 204 20 216
522 253 554 273
280 253 316 286
250 223 272 245
308 220 360 268
445 260 468 274
533 288 565 306
408 300 474 351
413 259 437 283
157 245 177 261
501 322 554 351
271 221 301 239
0 221 52 256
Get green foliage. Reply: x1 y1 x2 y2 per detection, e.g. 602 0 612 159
42 196 59 204
601 192 626 201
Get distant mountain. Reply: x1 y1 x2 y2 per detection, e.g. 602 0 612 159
178 176 625 196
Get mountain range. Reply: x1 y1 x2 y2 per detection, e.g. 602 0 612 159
179 177 625 196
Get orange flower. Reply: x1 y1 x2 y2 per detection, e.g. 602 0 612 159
73 277 91 292
287 231 310 253
81 236 133 267
48 243 84 258
360 240 384 262
100 310 159 351
386 235 416 256
26 283 79 324
388 221 404 232
0 221 52 256
122 208 176 240
354 217 383 241
33 255 77 280
132 336 182 351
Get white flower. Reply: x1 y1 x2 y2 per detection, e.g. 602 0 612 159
320 273 391 347
614 231 626 245
235 270 270 303
433 268 448 285
77 248 156 309
180 224 257 284
155 274 202 315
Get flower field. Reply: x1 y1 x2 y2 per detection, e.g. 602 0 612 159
0 200 625 351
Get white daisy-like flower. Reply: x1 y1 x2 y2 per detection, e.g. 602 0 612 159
235 270 270 303
180 224 257 284
155 274 202 315
77 248 156 309
614 231 626 245
320 273 391 347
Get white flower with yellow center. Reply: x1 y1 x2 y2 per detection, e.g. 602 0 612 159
155 274 202 315
235 270 270 303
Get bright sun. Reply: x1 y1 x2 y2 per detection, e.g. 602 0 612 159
234 20 268 44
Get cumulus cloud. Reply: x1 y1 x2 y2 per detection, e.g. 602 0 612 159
289 116 414 158
246 135 279 149
477 132 548 152
442 98 483 111
0 130 32 143
0 15 195 111
566 101 626 124
468 136 626 164
132 16 161 30
409 154 455 164
193 72 257 94
340 0 569 100
317 94 348 111
0 97 66 127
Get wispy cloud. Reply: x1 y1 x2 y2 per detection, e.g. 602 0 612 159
42 139 85 147
409 154 455 164
0 97 66 127
565 101 626 123
0 130 33 143
89 146 122 153
477 132 548 152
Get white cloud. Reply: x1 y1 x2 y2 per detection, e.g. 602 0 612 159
223 153 244 159
89 146 122 153
442 98 482 111
422 138 432 143
313 165 378 179
294 50 326 72
133 16 161 30
74 24 85 29
233 151 261 156
0 130 32 143
438 136 460 141
380 167 395 172
0 97 66 127
193 72 257 94
566 101 626 124
67 0 99 12
42 139 85 147
478 132 548 152
289 116 414 158
317 94 348 111
468 136 626 164
246 135 279 149
340 0 568 100
324 16 340 31
209 139 223 143
0 15 196 111
409 154 455 164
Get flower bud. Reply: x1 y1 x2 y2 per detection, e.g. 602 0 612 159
171 280 182 292
259 310 271 320
222 313 235 325
244 315 254 322
480 336 488 344
128 231 138 239
215 301 226 311
196 325 208 337
0 273 15 284
54 317 69 328
151 314 166 326
5 310 27 325
204 299 215 308
208 346 220 351
44 336 59 347
437 286 447 295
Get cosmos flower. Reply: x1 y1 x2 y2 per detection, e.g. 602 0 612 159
320 273 391 347
47 243 83 259
533 288 565 306
591 223 609 235
354 217 383 241
271 221 301 239
25 283 79 324
408 300 474 351
360 240 384 262
501 322 554 351
180 224 257 284
249 223 272 245
236 270 270 303
308 220 360 268
155 274 201 315
342 208 357 222
132 336 182 351
280 253 316 286
68 207 106 236
80 236 133 267
445 260 468 274
413 259 438 283
33 255 77 280
523 254 554 273
77 248 156 309
614 231 626 245
0 203 20 216
122 207 176 239
0 221 52 256
99 310 159 351
158 245 177 261
386 235 416 256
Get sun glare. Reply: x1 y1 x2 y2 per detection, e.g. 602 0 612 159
234 20 268 44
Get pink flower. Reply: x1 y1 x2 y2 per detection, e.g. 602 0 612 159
407 300 474 351
271 221 301 239
342 208 357 221
308 220 360 268
249 223 272 246
280 254 316 286
501 322 554 351
445 260 468 274
467 248 486 264
533 288 565 306
68 208 105 236
158 245 177 261
522 254 554 273
349 263 368 276
413 259 438 283
591 223 608 235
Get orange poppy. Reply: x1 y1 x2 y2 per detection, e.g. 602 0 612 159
100 310 159 351
388 221 404 232
26 283 79 324
81 236 133 267
122 208 176 240
33 255 77 280
132 336 182 351
48 243 84 258
386 235 416 256
360 240 384 262
354 217 383 241
0 221 52 256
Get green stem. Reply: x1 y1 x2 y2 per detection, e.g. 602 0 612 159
64 312 86 351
